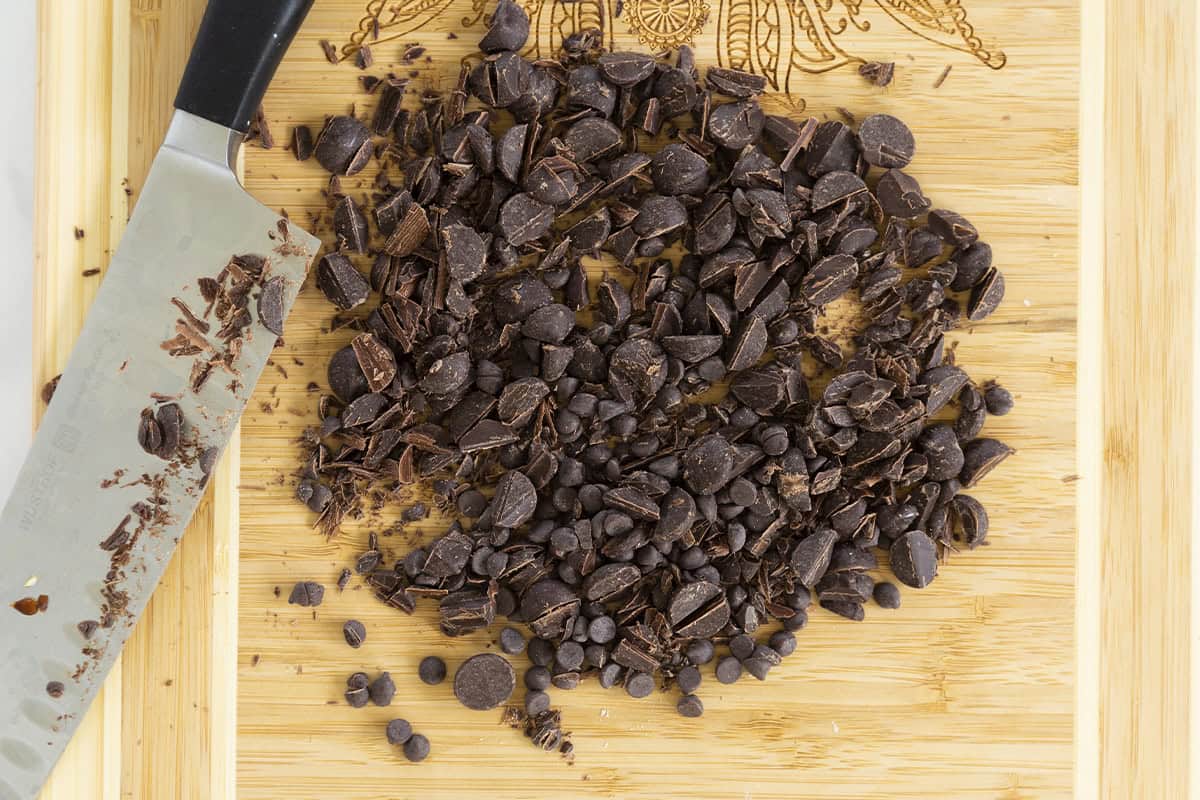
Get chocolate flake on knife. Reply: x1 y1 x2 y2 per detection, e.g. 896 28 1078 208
11 595 49 616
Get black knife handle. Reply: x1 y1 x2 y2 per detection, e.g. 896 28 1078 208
174 0 314 134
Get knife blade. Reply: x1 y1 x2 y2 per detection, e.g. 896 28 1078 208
0 2 315 797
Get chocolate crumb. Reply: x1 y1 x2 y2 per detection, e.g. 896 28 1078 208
41 374 60 404
355 45 374 70
858 61 895 87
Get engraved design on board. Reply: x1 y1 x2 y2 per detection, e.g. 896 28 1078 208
522 0 616 59
717 0 1005 91
345 0 459 55
623 0 712 50
345 0 1005 92
874 0 1005 68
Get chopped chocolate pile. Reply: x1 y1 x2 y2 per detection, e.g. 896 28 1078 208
295 0 1013 742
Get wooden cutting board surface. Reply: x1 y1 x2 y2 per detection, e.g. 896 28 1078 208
29 0 1196 798
237 2 1077 798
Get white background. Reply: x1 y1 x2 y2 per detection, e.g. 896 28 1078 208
0 0 36 505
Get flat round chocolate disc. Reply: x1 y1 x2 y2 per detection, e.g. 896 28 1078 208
453 653 516 711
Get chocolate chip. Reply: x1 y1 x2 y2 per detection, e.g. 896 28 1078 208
368 672 396 706
343 619 366 648
676 695 704 717
386 718 413 745
525 689 552 715
418 656 447 685
873 581 902 609
499 626 527 654
984 384 1014 415
403 733 431 762
715 657 742 684
625 672 655 698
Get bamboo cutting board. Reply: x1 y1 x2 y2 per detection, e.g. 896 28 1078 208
240 2 1078 798
29 0 1196 798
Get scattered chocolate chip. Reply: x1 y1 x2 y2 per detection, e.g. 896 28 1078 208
984 384 1014 416
500 626 527 654
873 581 902 609
343 619 367 648
715 657 742 684
625 672 655 698
418 656 447 685
403 733 431 762
368 671 396 706
345 672 370 708
386 718 413 745
676 694 704 717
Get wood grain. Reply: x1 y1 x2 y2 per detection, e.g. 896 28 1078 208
34 3 127 797
33 0 231 798
1075 2 1104 796
237 2 1078 797
1093 0 1197 797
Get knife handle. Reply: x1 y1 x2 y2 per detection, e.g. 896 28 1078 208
175 0 315 135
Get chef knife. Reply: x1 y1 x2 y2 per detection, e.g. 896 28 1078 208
0 2 317 797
